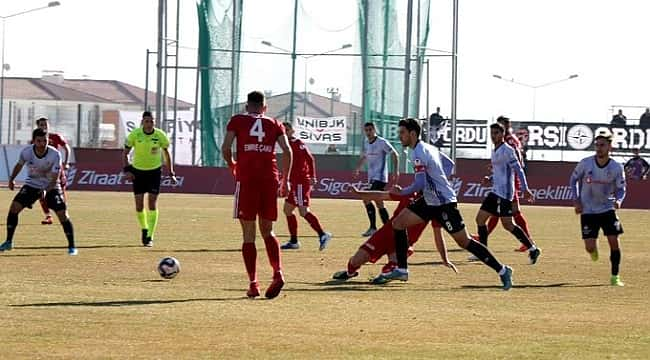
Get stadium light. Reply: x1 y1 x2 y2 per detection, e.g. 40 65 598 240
0 1 62 143
492 73 579 121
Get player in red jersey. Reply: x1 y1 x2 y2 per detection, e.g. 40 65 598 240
332 188 457 283
279 122 332 251
474 116 534 254
221 91 293 300
35 117 71 225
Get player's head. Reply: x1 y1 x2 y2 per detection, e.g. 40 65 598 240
496 116 511 130
282 122 294 137
632 148 640 156
36 117 49 131
490 122 506 144
363 122 376 139
141 111 155 132
398 118 421 148
246 90 267 114
594 133 613 159
32 127 48 151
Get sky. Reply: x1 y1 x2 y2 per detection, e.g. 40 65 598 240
3 0 649 123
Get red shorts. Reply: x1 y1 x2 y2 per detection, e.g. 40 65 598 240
361 219 441 263
286 181 311 207
233 180 279 221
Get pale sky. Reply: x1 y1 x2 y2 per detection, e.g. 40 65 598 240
3 0 649 123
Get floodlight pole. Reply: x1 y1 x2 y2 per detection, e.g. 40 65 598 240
289 0 299 123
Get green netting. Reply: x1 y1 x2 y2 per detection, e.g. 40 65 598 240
197 0 243 166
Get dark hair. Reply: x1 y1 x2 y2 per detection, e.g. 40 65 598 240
282 122 293 130
35 117 48 125
398 118 421 137
142 111 153 118
32 127 48 140
490 122 505 133
363 122 375 129
496 116 510 124
247 90 265 105
595 133 613 143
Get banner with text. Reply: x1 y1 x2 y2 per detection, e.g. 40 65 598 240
294 116 347 144
119 111 200 165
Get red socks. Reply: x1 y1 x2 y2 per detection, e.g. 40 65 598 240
263 236 282 273
514 212 532 238
304 212 324 235
487 216 499 234
242 242 257 282
287 215 298 238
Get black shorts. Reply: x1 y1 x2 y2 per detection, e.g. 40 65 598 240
480 192 513 217
132 167 162 195
580 210 624 239
369 180 387 191
14 185 67 212
407 197 465 234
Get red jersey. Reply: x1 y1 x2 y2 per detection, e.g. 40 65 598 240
49 133 68 149
288 137 315 182
226 113 285 182
505 131 522 162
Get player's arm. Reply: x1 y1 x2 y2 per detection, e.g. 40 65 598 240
350 186 392 202
220 130 237 176
569 161 584 213
162 147 176 180
439 151 455 178
432 228 458 273
613 164 626 209
354 152 366 177
304 144 317 183
508 149 534 202
277 133 293 196
61 142 71 169
7 161 24 191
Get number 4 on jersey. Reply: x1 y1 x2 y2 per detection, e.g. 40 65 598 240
249 118 266 142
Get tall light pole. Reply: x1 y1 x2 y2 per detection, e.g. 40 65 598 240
492 73 579 121
0 1 61 144
261 41 351 117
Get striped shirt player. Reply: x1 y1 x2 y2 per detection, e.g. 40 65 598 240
35 117 71 225
0 128 77 255
385 118 513 291
475 123 539 265
569 134 626 286
280 122 332 251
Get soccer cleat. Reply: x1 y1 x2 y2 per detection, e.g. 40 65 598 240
361 228 377 237
514 244 527 252
143 237 153 248
371 273 392 285
68 247 78 256
41 215 53 225
265 271 285 299
590 249 599 262
332 270 359 281
610 275 625 287
280 241 300 250
141 229 148 245
467 254 480 261
247 281 260 298
528 248 541 265
0 241 13 252
318 232 332 251
499 266 514 291
381 261 397 275
382 268 409 282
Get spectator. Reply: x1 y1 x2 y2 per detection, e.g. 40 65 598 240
624 148 649 181
428 107 447 148
611 109 627 127
326 144 339 153
639 108 650 129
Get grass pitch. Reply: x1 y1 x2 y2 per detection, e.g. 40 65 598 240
1 191 649 359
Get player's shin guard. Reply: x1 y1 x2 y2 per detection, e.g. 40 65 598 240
146 209 159 239
478 225 489 246
466 240 503 273
286 214 298 242
378 207 390 225
394 229 409 270
304 212 324 236
513 212 532 238
61 219 75 248
365 203 377 229
509 225 533 249
487 216 499 234
610 249 621 276
242 242 257 282
6 212 18 242
263 235 282 274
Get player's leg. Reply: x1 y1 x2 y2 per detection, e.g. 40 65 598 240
144 168 162 246
486 216 499 235
1 186 38 251
39 191 52 224
131 169 149 246
476 193 499 246
512 199 531 252
332 248 369 281
240 219 259 298
441 203 513 290
259 180 284 299
603 211 624 286
376 199 390 225
388 201 428 280
499 216 540 264
281 200 300 249
298 203 331 251
580 213 600 262
362 198 377 236
46 188 76 255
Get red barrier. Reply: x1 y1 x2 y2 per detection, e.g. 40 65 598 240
66 158 650 209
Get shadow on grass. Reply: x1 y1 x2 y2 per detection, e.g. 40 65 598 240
149 248 241 253
16 245 141 250
11 296 246 307
460 282 580 290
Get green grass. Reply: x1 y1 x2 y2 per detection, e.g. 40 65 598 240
1 191 649 359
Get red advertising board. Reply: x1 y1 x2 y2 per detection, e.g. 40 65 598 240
66 158 650 210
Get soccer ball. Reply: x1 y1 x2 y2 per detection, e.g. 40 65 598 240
157 257 180 279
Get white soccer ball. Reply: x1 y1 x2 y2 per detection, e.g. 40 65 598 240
158 257 180 279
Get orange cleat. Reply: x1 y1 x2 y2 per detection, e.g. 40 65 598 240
265 272 285 299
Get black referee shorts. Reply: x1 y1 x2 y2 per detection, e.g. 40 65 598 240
131 167 162 195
